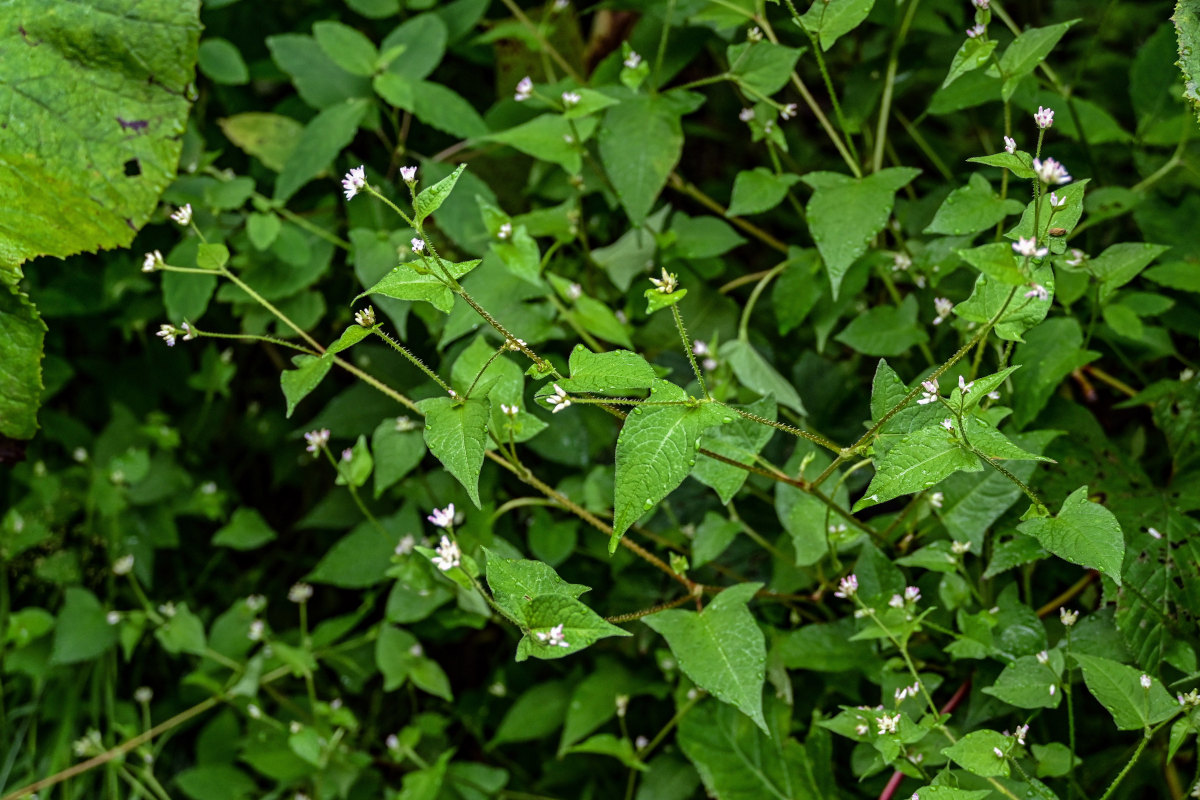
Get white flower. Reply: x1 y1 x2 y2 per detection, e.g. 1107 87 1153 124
1049 192 1067 209
497 222 512 240
966 23 986 38
427 503 456 529
1148 526 1163 539
1036 650 1049 664
615 695 630 717
905 586 921 603
400 165 417 183
411 238 425 253
1065 248 1085 267
941 418 954 432
170 204 192 225
247 704 262 719
624 51 642 69
547 383 571 413
856 723 869 736
112 554 135 575
692 340 709 356
553 0 569 9
877 713 899 734
780 103 797 120
993 747 1005 759
930 492 944 509
1025 283 1050 301
1034 106 1055 129
514 76 533 102
158 602 176 618
738 107 755 122
893 252 912 271
431 535 461 571
395 534 416 556
987 390 1001 400
917 378 940 405
156 324 178 347
933 297 953 325
1033 157 1071 185
1013 237 1048 258
386 733 400 750
245 594 267 612
134 686 153 704
649 267 678 293
1004 135 1016 154
1192 781 1200 799
565 282 583 300
1141 673 1153 689
1060 607 1078 627
288 583 313 603
248 619 264 641
536 622 570 648
341 447 353 462
500 403 519 417
889 594 905 609
747 26 763 42
342 166 366 201
561 91 582 108
1049 684 1057 696
107 611 121 625
952 540 970 555
834 574 858 598
355 306 376 327
894 685 910 701
958 375 974 395
142 250 164 272
703 357 718 371
1178 689 1200 707
973 0 990 7
304 428 330 454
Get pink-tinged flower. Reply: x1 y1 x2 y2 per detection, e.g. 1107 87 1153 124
1004 136 1016 154
966 24 986 38
958 375 974 395
400 165 417 183
304 428 330 454
514 76 533 101
342 166 366 201
780 103 798 120
1065 248 1085 267
431 535 461 571
1014 724 1028 745
917 378 940 405
411 238 425 253
142 250 164 272
1013 237 1048 258
427 503 456 529
692 340 709 356
1025 283 1050 301
561 91 581 108
904 585 921 603
876 713 899 734
834 574 858 598
535 623 570 648
973 0 990 8
1033 157 1071 185
1049 192 1067 209
170 204 192 225
1034 106 1055 129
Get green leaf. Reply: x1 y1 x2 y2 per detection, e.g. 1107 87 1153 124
643 583 767 730
280 354 333 418
313 21 379 77
802 168 920 297
727 168 801 217
562 734 647 770
997 20 1077 100
0 289 46 439
198 38 249 85
955 241 1027 286
487 114 597 175
484 551 589 626
1010 317 1099 427
246 213 281 250
490 681 569 748
776 439 850 566
373 419 425 496
834 294 929 356
726 41 804 94
560 663 641 752
778 618 874 672
692 397 777 505
219 113 304 172
1007 179 1089 242
275 99 369 201
944 36 998 88
669 215 746 259
963 417 1053 463
1177 0 1200 121
644 287 688 314
0 0 199 275
1073 653 1177 729
599 96 684 224
357 258 481 313
196 243 230 271
982 651 1064 709
691 512 744 565
557 346 657 394
678 697 823 798
906 789 991 800
155 603 207 656
419 396 490 507
51 587 118 665
856 423 982 511
415 163 467 225
376 626 452 698
941 729 1012 777
411 81 489 139
926 174 1025 236
516 594 632 661
381 13 448 81
612 384 730 547
212 508 278 550
798 0 877 51
954 262 1055 342
1017 486 1125 584
967 151 1038 181
308 520 397 588
1087 242 1170 301
491 225 541 285
267 33 371 109
718 339 805 414
334 435 373 488
326 324 372 356
176 765 258 800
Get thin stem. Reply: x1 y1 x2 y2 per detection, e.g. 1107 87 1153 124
370 329 454 395
871 0 921 173
652 0 677 93
724 404 841 452
190 328 317 355
672 304 709 399
666 173 790 253
496 0 584 82
219 268 323 353
737 263 785 342
606 593 693 624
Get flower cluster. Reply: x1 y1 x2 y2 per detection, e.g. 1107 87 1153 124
431 535 461 571
342 166 366 201
535 623 570 648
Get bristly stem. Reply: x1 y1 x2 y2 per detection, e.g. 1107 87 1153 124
672 304 710 399
370 328 454 396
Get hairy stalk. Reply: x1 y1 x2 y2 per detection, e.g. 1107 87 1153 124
672 304 709 399
370 329 455 395
606 593 694 623
724 404 841 453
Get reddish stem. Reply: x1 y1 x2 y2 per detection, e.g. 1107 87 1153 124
877 678 973 800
